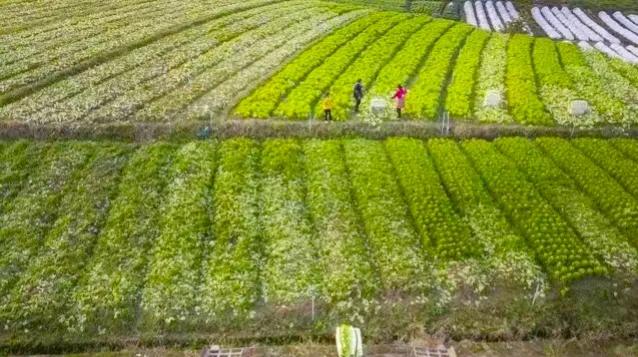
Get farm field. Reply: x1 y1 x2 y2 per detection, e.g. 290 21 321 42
1 0 638 128
1 137 638 351
3 0 638 354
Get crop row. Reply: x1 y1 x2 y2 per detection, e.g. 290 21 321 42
461 140 606 285
505 35 552 126
557 42 630 126
29 2 349 124
319 16 431 120
404 25 473 119
272 13 405 119
495 138 638 273
444 30 490 119
0 0 309 122
473 33 511 123
234 13 383 119
533 38 601 127
360 19 453 119
0 0 260 94
2 138 638 334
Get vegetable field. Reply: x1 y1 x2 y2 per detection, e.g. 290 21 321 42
2 0 638 128
1 137 638 348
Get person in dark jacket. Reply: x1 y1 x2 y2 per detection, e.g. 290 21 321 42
353 79 364 113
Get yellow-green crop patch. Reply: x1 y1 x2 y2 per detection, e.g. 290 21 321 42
1 0 638 129
1 137 638 351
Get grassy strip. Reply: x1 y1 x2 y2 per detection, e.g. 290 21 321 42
461 140 605 287
1 143 131 335
384 137 477 260
505 35 552 126
259 139 320 306
302 139 379 318
405 24 473 120
71 143 177 335
474 34 511 124
495 138 638 274
233 13 379 118
200 138 261 325
140 141 216 331
0 142 95 295
427 139 547 296
536 138 638 246
445 30 490 119
342 139 431 297
319 15 430 120
273 14 404 119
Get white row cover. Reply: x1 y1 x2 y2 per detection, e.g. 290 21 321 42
599 11 638 45
462 1 638 64
462 1 528 32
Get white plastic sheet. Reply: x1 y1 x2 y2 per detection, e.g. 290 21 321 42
485 1 504 31
464 1 478 27
612 11 638 35
474 1 492 31
552 7 588 40
532 7 561 39
600 11 638 45
561 7 603 42
541 6 574 40
573 8 621 44
610 43 638 63
495 1 512 24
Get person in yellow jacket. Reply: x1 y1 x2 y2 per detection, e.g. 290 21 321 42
322 92 334 121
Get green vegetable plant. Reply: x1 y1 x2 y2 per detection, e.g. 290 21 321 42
201 139 261 324
474 33 512 124
2 143 131 334
141 141 216 330
319 15 431 120
461 140 605 286
384 137 478 260
536 138 638 247
405 24 473 120
360 19 453 120
273 14 404 119
445 30 490 119
72 143 177 335
496 138 638 274
234 13 381 118
505 35 552 126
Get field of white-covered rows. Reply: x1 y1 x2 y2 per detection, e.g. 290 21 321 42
1 137 638 344
462 2 638 63
2 0 638 127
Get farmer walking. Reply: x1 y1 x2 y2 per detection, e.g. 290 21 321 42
322 92 334 121
353 79 364 113
392 84 407 118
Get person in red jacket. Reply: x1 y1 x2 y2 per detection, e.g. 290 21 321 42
392 84 407 118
